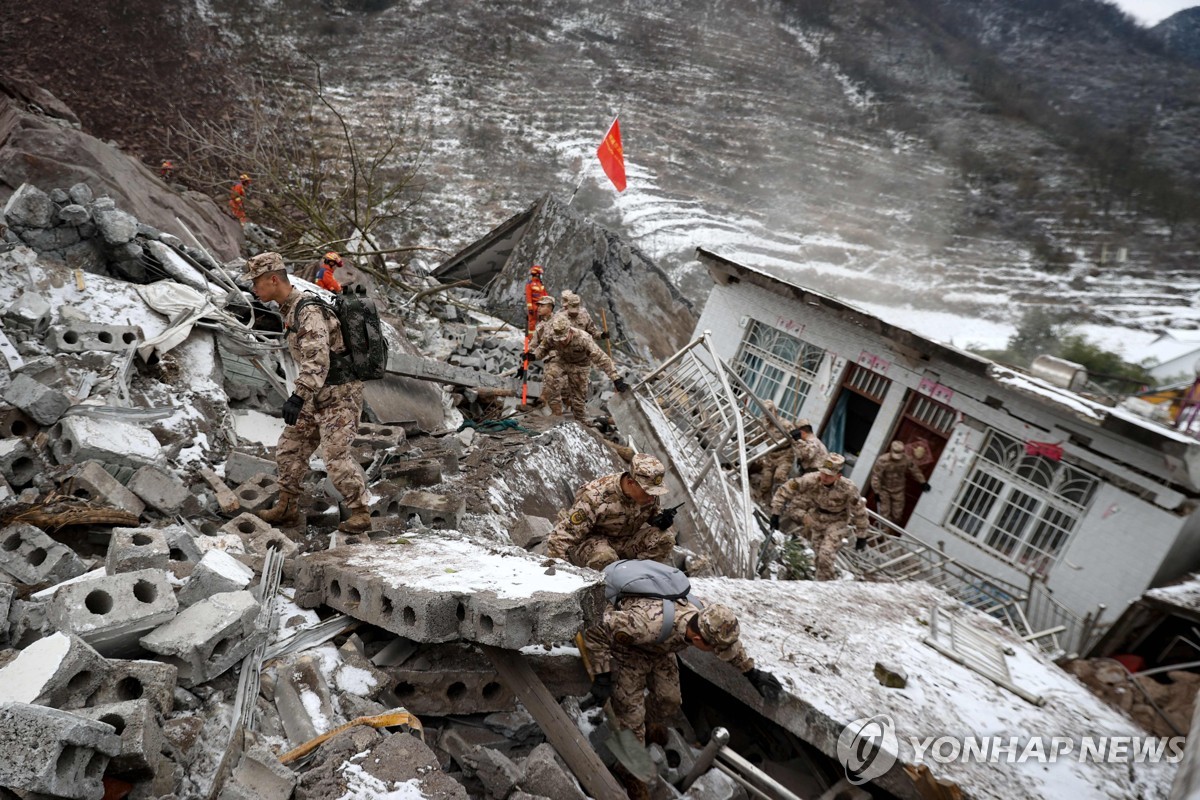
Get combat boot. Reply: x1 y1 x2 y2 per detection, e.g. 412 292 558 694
257 491 301 527
339 504 372 533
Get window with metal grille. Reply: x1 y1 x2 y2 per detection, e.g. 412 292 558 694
846 364 890 402
945 430 1097 577
732 320 825 420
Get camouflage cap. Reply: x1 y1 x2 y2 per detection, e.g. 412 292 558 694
890 440 905 454
697 604 740 649
629 453 668 496
551 315 571 335
536 295 556 306
818 453 846 476
239 251 285 282
564 293 582 307
796 418 812 430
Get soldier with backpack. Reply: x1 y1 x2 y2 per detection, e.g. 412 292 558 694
582 560 782 749
241 251 381 533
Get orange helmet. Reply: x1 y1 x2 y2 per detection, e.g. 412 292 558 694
239 173 251 182
323 251 343 268
161 159 173 167
530 264 544 275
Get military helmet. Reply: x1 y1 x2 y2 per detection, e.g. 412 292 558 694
890 440 905 455
697 604 740 649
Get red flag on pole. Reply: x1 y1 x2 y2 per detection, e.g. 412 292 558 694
596 117 626 192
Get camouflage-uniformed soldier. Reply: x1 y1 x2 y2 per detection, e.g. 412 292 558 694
547 454 674 569
756 418 828 500
769 453 868 581
870 440 930 523
517 296 555 386
584 595 781 744
557 290 604 340
532 315 627 419
242 252 371 533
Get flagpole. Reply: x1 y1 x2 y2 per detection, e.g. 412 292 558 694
567 108 622 207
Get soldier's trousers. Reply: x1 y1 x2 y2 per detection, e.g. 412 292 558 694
541 360 565 414
611 648 682 744
756 455 791 500
560 362 592 419
877 489 905 523
571 525 676 571
805 518 850 581
275 381 369 508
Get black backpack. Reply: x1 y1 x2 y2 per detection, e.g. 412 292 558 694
602 560 704 643
291 291 387 385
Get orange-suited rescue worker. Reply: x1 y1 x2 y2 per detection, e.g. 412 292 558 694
316 251 344 293
525 264 547 334
229 173 250 224
159 160 174 181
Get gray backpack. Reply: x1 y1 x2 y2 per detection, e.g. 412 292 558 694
602 560 703 643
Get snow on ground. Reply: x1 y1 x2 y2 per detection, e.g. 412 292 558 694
689 578 1176 799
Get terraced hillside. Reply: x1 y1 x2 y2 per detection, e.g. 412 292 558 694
206 0 1200 338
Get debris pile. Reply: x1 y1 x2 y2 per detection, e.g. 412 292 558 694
1064 658 1198 737
0 184 740 800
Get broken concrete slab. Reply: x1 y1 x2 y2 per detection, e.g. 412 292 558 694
178 550 254 608
379 457 443 487
393 490 465 529
67 461 146 517
105 527 170 574
46 322 141 354
49 568 178 657
220 741 299 800
0 701 121 800
51 415 161 469
460 745 522 799
74 698 164 777
0 632 111 709
273 652 335 747
681 767 740 800
88 659 177 716
198 467 240 514
348 728 468 800
240 526 298 575
224 450 276 485
510 515 553 549
521 743 588 800
126 464 190 515
139 590 263 688
3 291 52 333
2 372 70 425
294 538 604 649
0 522 87 586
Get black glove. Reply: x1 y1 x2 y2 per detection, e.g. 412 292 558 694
515 366 527 380
855 537 867 551
613 377 629 393
769 514 780 530
745 668 782 702
790 429 804 440
921 482 932 493
589 672 614 704
281 393 304 426
649 505 679 531
598 330 610 340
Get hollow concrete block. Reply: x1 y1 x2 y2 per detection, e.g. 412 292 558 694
233 472 278 514
0 405 37 439
394 491 464 529
0 632 111 709
47 323 141 354
49 569 178 657
105 527 170 574
0 522 86 586
51 416 161 470
74 699 164 777
0 438 45 490
87 659 177 716
0 701 121 800
1 373 70 425
139 590 263 688
67 461 146 517
353 422 406 449
221 512 274 539
178 550 254 608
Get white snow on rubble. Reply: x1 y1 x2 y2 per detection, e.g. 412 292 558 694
690 578 1176 799
334 763 427 800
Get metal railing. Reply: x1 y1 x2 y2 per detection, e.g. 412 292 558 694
631 333 785 578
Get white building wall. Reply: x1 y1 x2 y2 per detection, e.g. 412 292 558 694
695 277 1195 622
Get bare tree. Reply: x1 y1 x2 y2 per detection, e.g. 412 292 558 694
167 64 432 273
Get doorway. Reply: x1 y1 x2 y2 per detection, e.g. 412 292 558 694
821 364 890 473
870 391 956 528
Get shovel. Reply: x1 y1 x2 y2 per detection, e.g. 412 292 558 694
574 633 656 782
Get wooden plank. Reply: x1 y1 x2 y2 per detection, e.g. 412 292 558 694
482 645 625 800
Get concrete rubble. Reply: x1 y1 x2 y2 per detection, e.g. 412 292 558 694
0 171 1175 800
